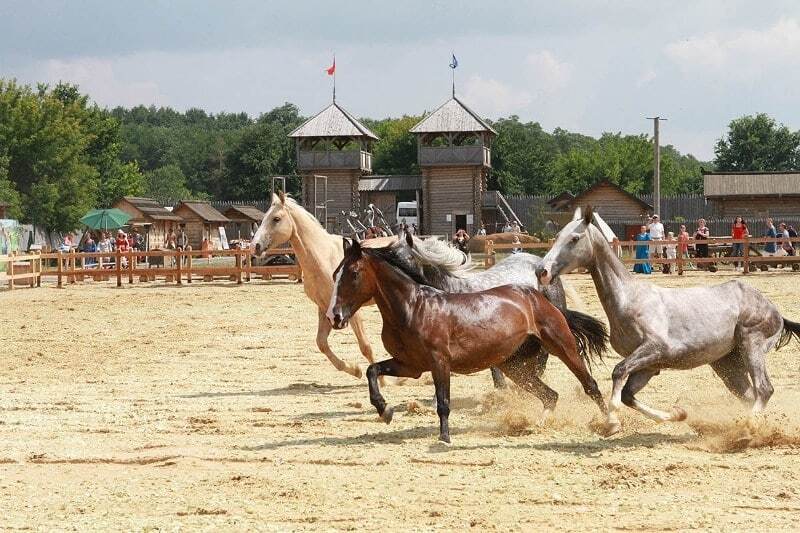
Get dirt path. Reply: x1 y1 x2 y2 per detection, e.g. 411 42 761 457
2 271 800 530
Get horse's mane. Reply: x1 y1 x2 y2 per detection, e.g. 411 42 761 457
268 194 327 229
391 236 471 278
364 246 430 286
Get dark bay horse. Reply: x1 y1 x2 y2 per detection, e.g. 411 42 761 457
327 236 607 443
376 231 607 416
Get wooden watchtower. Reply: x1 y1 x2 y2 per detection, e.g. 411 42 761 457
410 97 496 237
289 102 378 230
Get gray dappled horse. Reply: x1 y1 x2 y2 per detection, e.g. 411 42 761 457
381 231 608 419
536 206 800 435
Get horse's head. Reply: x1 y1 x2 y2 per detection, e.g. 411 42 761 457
537 205 596 284
250 192 294 256
327 238 377 329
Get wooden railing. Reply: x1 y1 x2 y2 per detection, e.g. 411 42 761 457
0 252 42 290
485 236 800 274
34 248 301 288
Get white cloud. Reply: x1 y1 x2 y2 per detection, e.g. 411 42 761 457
37 57 168 108
665 18 800 76
461 75 531 116
525 50 572 93
636 67 657 88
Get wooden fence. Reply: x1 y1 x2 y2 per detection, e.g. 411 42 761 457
485 236 800 275
0 252 43 290
13 248 302 289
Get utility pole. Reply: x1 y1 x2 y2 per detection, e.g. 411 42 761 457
646 116 667 216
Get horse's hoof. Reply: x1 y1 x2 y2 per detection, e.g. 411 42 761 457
381 407 394 424
601 421 622 438
672 406 688 422
537 408 554 427
438 434 451 444
350 365 363 379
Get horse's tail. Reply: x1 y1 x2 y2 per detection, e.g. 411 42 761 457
563 309 608 370
777 317 800 350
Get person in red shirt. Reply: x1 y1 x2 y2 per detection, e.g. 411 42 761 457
731 216 748 272
678 224 692 269
116 230 129 252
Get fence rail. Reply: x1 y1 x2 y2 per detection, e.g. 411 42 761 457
0 252 43 290
23 248 302 289
484 236 800 275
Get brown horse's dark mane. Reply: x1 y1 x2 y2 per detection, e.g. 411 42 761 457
362 246 431 287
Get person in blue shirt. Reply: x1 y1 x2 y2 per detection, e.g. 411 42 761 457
633 225 652 274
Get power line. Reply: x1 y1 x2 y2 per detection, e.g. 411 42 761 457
646 116 668 216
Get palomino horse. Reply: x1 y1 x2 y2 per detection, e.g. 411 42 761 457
536 206 800 435
328 235 607 443
250 193 375 378
378 231 608 416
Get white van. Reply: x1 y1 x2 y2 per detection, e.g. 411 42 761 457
396 201 418 227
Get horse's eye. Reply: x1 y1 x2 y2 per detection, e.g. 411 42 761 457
571 235 580 244
272 217 281 223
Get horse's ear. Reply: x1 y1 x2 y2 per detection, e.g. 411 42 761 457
583 205 593 225
343 238 352 255
278 190 286 205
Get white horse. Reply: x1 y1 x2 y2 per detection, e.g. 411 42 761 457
536 206 800 435
250 192 375 378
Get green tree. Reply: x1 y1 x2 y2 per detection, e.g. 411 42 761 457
364 115 420 175
491 116 558 194
0 155 22 219
714 113 800 171
143 164 194 201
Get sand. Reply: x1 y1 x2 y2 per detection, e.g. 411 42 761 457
2 271 800 531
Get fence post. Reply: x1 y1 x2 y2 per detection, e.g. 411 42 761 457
186 250 192 283
57 251 63 289
8 252 14 291
69 249 77 284
245 251 252 282
677 244 684 276
176 251 183 286
236 251 243 285
128 250 134 284
36 252 42 288
743 236 750 275
485 240 494 268
116 249 122 287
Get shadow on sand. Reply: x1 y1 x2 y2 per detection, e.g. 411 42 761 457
180 382 363 399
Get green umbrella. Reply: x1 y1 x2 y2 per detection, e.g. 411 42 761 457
80 208 132 230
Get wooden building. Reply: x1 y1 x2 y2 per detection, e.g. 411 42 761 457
112 196 184 249
704 170 800 218
222 205 264 241
410 96 496 237
0 201 9 219
289 101 378 231
358 175 422 226
172 201 230 250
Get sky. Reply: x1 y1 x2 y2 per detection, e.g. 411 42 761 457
3 1 800 160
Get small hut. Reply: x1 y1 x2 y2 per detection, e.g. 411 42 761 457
222 205 265 241
172 201 231 250
703 170 800 218
112 196 184 249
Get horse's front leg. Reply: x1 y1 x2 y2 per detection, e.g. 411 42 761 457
429 353 452 443
366 358 423 424
316 310 361 378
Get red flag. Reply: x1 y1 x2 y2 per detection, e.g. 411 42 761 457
326 57 335 76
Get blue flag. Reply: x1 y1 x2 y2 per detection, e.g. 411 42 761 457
449 54 458 69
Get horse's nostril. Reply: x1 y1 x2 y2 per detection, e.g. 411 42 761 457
254 243 262 255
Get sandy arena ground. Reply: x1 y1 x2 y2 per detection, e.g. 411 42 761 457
2 270 800 531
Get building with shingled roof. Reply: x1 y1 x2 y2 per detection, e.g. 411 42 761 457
289 101 378 230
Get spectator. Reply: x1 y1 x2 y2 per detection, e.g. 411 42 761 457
694 218 715 272
730 216 748 272
511 220 521 234
678 224 692 269
763 218 778 270
648 214 665 258
780 222 795 259
477 223 486 236
177 226 188 251
633 225 652 274
59 233 74 252
116 230 129 252
97 231 111 268
664 232 677 274
411 223 418 235
511 235 522 254
502 221 513 233
166 228 177 250
83 232 97 266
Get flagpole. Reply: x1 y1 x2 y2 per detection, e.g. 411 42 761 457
452 67 455 97
333 55 336 103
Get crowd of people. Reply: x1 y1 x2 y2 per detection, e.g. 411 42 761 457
632 214 798 274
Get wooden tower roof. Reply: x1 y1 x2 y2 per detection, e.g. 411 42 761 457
410 97 497 135
289 102 378 140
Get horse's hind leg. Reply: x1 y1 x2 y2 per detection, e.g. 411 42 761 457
709 351 755 406
316 310 361 378
366 358 423 424
497 353 558 424
740 331 778 413
429 353 452 443
621 369 688 423
489 368 507 389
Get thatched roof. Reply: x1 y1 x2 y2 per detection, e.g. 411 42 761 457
359 175 422 192
223 205 265 223
703 170 800 197
289 102 378 140
117 196 183 222
410 97 497 135
174 201 230 223
571 180 653 211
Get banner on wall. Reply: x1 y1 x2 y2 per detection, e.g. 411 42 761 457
0 220 21 255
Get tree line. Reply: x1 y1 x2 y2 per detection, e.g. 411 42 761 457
1 78 796 232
